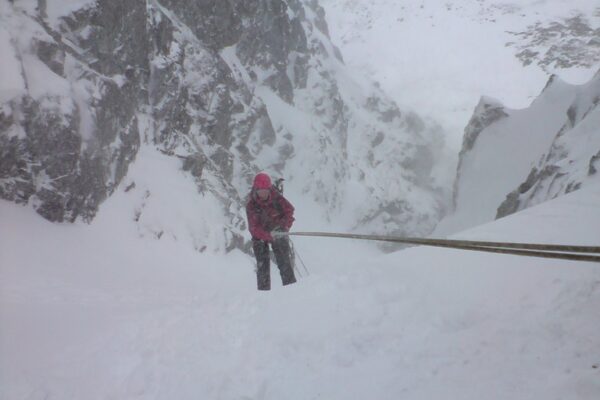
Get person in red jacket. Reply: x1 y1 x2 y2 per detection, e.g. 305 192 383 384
246 172 296 290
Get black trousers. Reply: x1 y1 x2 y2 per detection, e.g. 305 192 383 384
253 237 297 290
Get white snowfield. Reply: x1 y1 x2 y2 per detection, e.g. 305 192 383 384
2 179 599 399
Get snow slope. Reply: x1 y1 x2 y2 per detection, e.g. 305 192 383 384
497 71 600 215
436 71 600 236
2 169 599 398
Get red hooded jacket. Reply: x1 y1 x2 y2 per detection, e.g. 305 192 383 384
246 188 295 242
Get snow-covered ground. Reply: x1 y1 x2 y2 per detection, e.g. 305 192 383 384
320 0 600 149
2 156 599 399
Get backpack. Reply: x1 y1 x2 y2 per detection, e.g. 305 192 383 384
273 178 285 195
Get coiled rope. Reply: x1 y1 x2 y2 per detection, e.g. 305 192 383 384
279 232 600 263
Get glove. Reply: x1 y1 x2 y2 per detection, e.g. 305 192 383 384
271 227 288 239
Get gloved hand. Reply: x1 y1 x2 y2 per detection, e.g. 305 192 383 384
271 227 287 238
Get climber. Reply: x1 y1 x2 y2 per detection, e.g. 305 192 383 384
246 172 297 290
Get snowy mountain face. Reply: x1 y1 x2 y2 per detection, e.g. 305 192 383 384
497 72 600 218
0 0 449 251
320 0 600 151
318 0 600 236
437 71 600 235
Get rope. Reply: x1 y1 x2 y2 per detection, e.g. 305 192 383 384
292 239 311 277
279 232 600 264
287 239 302 278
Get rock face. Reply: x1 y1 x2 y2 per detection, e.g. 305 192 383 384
0 1 145 222
507 14 600 71
0 0 447 250
439 71 600 235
